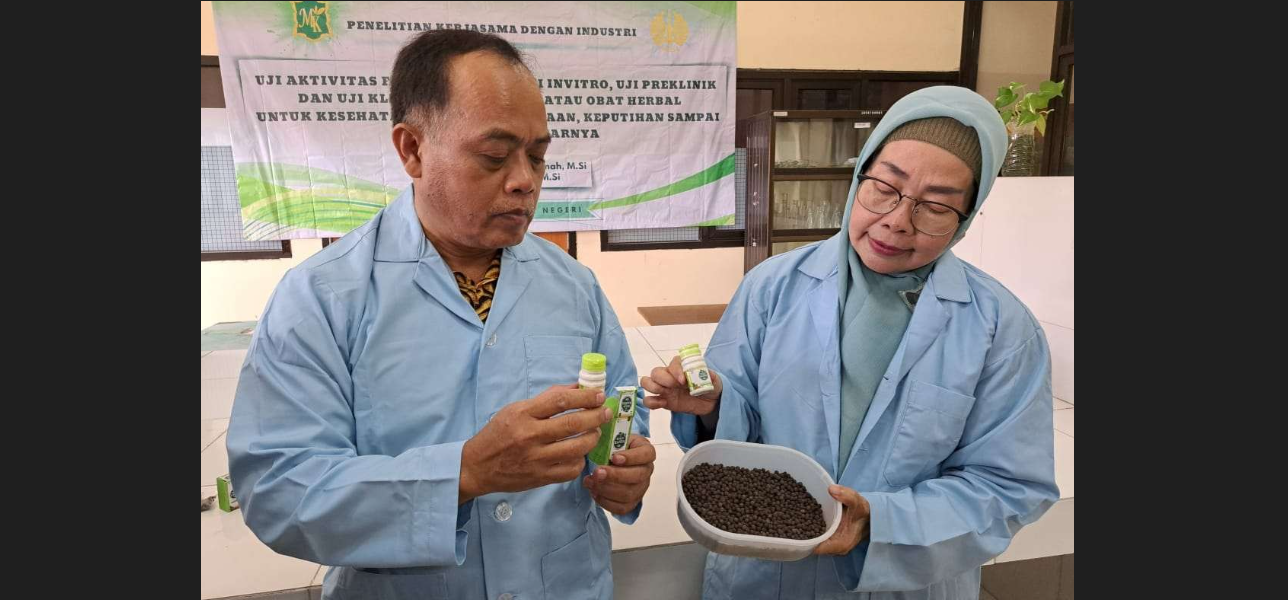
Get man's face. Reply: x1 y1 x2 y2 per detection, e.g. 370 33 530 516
396 51 550 251
848 140 974 274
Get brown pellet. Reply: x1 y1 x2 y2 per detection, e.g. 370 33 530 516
682 462 827 540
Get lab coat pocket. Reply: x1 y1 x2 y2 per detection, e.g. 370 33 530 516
524 334 593 399
332 565 448 600
882 380 974 488
541 512 609 600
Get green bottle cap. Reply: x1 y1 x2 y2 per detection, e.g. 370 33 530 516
678 343 703 358
581 352 607 372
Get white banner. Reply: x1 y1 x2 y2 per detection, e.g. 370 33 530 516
213 1 737 238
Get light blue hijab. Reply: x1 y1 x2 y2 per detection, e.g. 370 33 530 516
835 87 1008 474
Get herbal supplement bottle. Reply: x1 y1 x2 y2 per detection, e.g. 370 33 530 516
678 343 715 396
579 353 607 390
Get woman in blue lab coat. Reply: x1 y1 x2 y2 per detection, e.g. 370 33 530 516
643 86 1059 600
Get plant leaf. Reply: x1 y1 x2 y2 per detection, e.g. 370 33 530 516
1019 92 1040 113
1029 93 1055 110
995 87 1016 109
1039 80 1064 98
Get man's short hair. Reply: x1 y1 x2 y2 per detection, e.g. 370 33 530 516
390 29 531 131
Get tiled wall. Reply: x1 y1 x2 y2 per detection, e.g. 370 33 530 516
953 177 1075 404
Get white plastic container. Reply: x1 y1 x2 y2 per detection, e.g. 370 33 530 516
676 440 843 561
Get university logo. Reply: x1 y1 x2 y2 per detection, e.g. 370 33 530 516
293 1 331 41
650 10 688 52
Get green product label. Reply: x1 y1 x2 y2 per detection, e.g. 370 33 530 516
588 395 620 466
687 367 711 391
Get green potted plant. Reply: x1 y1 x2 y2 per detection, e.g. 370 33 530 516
994 80 1065 176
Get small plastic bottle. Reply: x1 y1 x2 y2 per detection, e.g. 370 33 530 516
579 353 607 391
679 343 715 396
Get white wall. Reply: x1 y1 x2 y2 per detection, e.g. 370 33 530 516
201 240 323 330
737 1 963 70
200 1 217 55
575 233 745 327
953 177 1075 404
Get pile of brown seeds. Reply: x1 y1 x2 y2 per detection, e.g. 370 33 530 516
682 462 827 540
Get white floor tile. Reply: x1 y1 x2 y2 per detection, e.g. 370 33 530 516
1054 431 1074 499
202 350 249 380
612 542 707 600
625 327 665 381
624 327 655 353
202 378 239 421
646 407 674 446
1041 321 1075 404
201 491 321 599
638 325 714 355
607 443 690 550
1053 408 1074 437
631 348 664 378
202 419 230 451
653 348 682 366
201 437 230 488
995 498 1074 563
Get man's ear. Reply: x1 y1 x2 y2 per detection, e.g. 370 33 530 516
392 122 424 179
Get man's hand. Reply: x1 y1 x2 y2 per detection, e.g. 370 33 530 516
583 434 656 515
459 385 612 503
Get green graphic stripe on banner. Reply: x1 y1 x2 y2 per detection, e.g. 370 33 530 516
243 213 372 238
246 205 383 225
230 161 399 235
246 199 385 225
235 163 400 207
239 185 393 212
688 214 734 227
589 152 734 211
235 176 295 208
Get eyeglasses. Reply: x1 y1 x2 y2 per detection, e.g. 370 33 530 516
853 174 968 237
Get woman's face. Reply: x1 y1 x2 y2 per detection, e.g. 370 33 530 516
848 140 974 274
